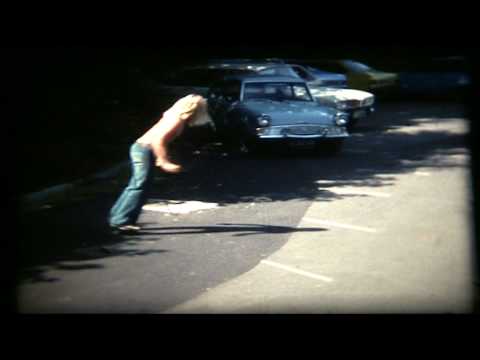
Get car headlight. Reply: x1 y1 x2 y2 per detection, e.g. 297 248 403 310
335 112 348 126
257 114 271 127
364 96 375 107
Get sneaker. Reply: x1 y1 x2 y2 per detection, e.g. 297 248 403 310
110 224 141 234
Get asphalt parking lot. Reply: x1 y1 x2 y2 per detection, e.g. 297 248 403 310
17 99 476 314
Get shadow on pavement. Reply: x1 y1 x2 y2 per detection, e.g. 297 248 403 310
17 100 472 303
136 224 327 237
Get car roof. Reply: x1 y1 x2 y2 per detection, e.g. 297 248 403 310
223 74 307 83
207 58 285 64
206 62 290 71
288 58 343 64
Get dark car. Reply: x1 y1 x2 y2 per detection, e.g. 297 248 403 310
207 59 348 87
396 56 471 99
207 75 349 154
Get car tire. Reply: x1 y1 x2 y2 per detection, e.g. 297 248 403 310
221 134 251 157
222 122 260 156
244 137 261 154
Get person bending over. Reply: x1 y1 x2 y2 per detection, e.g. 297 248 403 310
108 94 210 233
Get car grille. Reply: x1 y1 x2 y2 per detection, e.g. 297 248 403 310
345 100 362 108
287 125 327 135
342 98 374 108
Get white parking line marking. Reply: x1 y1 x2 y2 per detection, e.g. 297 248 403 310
414 171 431 176
315 180 335 184
260 260 334 283
302 217 378 233
142 200 219 214
318 187 392 198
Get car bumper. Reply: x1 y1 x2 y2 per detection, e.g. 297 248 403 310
346 106 375 120
253 136 346 150
255 125 349 140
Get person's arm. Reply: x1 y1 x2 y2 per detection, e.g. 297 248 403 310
150 117 185 173
152 139 182 173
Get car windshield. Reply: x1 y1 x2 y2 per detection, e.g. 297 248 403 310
342 60 373 72
243 82 313 102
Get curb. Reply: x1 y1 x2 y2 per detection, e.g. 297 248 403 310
20 161 130 210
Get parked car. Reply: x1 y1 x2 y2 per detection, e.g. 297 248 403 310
207 75 349 154
208 58 348 87
288 63 348 88
159 61 374 130
395 56 470 99
286 64 375 129
157 62 303 110
157 62 299 99
294 59 398 93
308 87 375 130
207 60 375 129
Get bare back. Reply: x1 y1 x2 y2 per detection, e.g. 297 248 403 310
136 94 207 173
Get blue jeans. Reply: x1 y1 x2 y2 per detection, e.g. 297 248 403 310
109 142 155 227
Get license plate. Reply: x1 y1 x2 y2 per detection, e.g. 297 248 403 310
353 109 367 119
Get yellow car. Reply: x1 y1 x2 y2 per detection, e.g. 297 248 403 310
303 59 398 93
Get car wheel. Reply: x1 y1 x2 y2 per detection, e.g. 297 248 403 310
221 134 249 156
222 123 259 156
244 137 262 154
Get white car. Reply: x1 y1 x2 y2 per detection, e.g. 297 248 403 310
308 86 375 130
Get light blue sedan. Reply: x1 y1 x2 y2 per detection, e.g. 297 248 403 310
207 75 349 154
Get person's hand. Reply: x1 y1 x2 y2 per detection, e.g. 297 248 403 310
156 160 182 173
